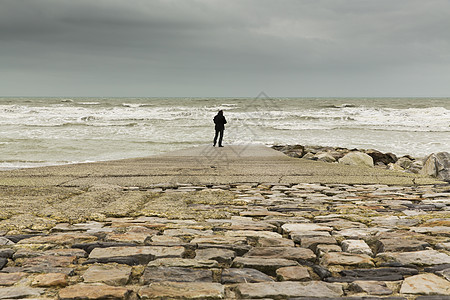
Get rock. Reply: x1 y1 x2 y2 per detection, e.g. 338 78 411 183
282 223 332 234
17 233 97 245
0 273 27 286
341 240 373 256
349 280 393 295
276 266 311 281
396 156 414 170
377 250 450 266
59 284 135 300
339 152 374 167
315 153 336 163
87 246 184 265
0 249 14 259
0 258 6 270
400 273 450 295
195 248 235 265
141 267 212 284
316 244 342 255
32 273 68 287
147 258 219 268
138 282 224 299
320 252 374 267
326 267 418 282
421 152 450 182
223 230 282 239
244 247 316 262
299 236 337 251
408 160 423 173
232 257 298 276
258 236 295 247
376 238 430 253
411 226 450 236
190 235 248 246
82 264 132 286
0 237 14 246
365 149 397 165
235 281 343 298
312 265 332 280
72 242 137 254
0 287 44 299
221 268 274 283
21 255 76 268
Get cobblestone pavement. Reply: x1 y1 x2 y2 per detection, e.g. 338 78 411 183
1 182 449 299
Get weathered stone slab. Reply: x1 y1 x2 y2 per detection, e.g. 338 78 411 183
244 247 315 262
400 273 450 295
411 226 450 236
0 249 14 259
221 268 274 284
82 264 132 285
235 281 343 298
299 236 337 250
276 266 311 281
0 237 14 246
72 242 137 253
349 280 393 295
320 252 374 267
341 240 373 256
376 238 430 253
141 267 212 284
258 236 295 247
377 250 450 266
326 267 418 282
21 255 76 268
18 233 97 245
147 258 219 268
223 230 282 239
282 223 332 235
0 287 44 299
195 248 236 265
0 272 27 286
0 258 6 270
1 265 74 275
87 246 184 265
190 236 248 246
139 282 224 299
32 272 68 287
232 257 298 276
59 284 135 300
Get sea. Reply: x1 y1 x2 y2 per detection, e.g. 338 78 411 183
0 96 449 170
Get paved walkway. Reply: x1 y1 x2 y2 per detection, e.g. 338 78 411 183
0 145 442 188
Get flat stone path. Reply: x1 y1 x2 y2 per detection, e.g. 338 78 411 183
0 145 449 299
0 145 443 187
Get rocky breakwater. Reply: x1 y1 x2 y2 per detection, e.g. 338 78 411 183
0 182 450 299
273 145 450 182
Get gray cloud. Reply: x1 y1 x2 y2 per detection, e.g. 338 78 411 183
1 0 450 97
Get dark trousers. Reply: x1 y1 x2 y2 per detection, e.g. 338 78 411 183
214 130 223 146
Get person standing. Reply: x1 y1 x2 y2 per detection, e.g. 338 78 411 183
213 110 227 147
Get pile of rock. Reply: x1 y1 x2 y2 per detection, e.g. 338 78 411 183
272 145 450 182
0 182 450 299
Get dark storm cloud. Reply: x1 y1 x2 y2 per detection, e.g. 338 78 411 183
1 0 450 96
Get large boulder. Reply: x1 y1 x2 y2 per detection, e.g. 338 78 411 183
420 152 450 182
338 152 374 167
365 149 397 165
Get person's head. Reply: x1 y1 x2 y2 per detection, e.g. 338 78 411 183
218 110 223 116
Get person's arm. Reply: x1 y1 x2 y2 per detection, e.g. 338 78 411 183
223 117 227 124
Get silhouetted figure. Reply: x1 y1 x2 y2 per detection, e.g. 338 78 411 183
213 110 227 147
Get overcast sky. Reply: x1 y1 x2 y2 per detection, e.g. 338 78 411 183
1 0 450 97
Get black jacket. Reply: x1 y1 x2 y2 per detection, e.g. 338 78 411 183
214 114 227 131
